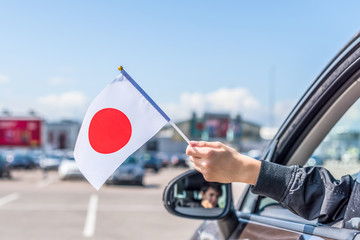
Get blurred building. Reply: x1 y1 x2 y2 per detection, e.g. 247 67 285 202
44 120 81 151
0 113 81 152
154 112 264 153
0 111 265 155
0 114 44 148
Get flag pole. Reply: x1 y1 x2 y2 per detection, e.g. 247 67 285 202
169 120 190 144
118 66 190 145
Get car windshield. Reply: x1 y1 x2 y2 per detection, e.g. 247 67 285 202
123 156 139 165
142 154 152 161
46 155 62 159
14 155 29 160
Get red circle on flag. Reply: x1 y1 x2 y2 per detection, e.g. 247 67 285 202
88 108 132 154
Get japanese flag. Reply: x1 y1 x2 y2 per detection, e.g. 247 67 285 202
74 69 169 190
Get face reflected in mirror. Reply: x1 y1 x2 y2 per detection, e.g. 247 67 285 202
173 172 226 211
199 182 222 208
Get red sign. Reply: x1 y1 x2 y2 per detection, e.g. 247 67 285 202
204 113 230 138
0 118 42 147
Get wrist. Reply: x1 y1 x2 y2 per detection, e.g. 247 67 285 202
247 158 261 185
235 153 261 185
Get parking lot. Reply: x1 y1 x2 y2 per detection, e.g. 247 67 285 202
0 167 202 240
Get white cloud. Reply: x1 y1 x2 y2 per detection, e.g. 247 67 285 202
0 75 10 84
162 87 262 122
36 91 88 120
161 88 298 127
0 85 298 127
273 99 297 126
48 77 68 85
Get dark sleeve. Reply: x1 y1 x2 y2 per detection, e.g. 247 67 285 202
251 160 355 224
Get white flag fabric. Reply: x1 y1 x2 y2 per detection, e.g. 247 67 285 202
74 70 169 190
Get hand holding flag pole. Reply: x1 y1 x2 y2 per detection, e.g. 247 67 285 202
74 66 190 190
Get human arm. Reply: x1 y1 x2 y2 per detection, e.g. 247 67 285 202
185 141 261 184
186 141 355 224
253 160 354 223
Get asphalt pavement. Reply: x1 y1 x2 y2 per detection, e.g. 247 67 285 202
0 167 202 240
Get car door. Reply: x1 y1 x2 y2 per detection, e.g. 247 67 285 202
219 33 360 240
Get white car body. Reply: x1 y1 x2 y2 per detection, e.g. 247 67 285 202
58 157 83 180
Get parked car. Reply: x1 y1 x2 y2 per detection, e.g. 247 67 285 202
8 154 37 169
106 155 144 185
58 155 83 180
163 33 360 239
39 153 63 170
170 153 189 168
141 152 162 173
305 155 324 166
0 154 11 178
156 152 171 168
245 149 262 160
28 149 44 168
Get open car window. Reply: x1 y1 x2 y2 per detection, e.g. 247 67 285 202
305 98 360 179
256 79 360 223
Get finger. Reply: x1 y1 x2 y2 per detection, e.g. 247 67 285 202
186 145 201 157
190 156 205 167
189 141 208 147
201 200 211 208
186 145 195 155
197 141 222 148
186 146 211 158
192 163 203 174
188 156 199 163
189 141 198 147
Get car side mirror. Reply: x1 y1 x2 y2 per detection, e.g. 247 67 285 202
163 169 232 219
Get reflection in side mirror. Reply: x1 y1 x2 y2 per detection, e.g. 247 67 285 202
163 169 232 219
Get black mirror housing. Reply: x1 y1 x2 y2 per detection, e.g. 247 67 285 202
163 169 232 220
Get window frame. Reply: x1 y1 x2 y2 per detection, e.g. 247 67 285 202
234 34 360 240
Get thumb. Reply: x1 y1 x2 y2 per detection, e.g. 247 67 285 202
190 141 222 148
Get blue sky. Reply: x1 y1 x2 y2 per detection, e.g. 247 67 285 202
0 1 360 127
